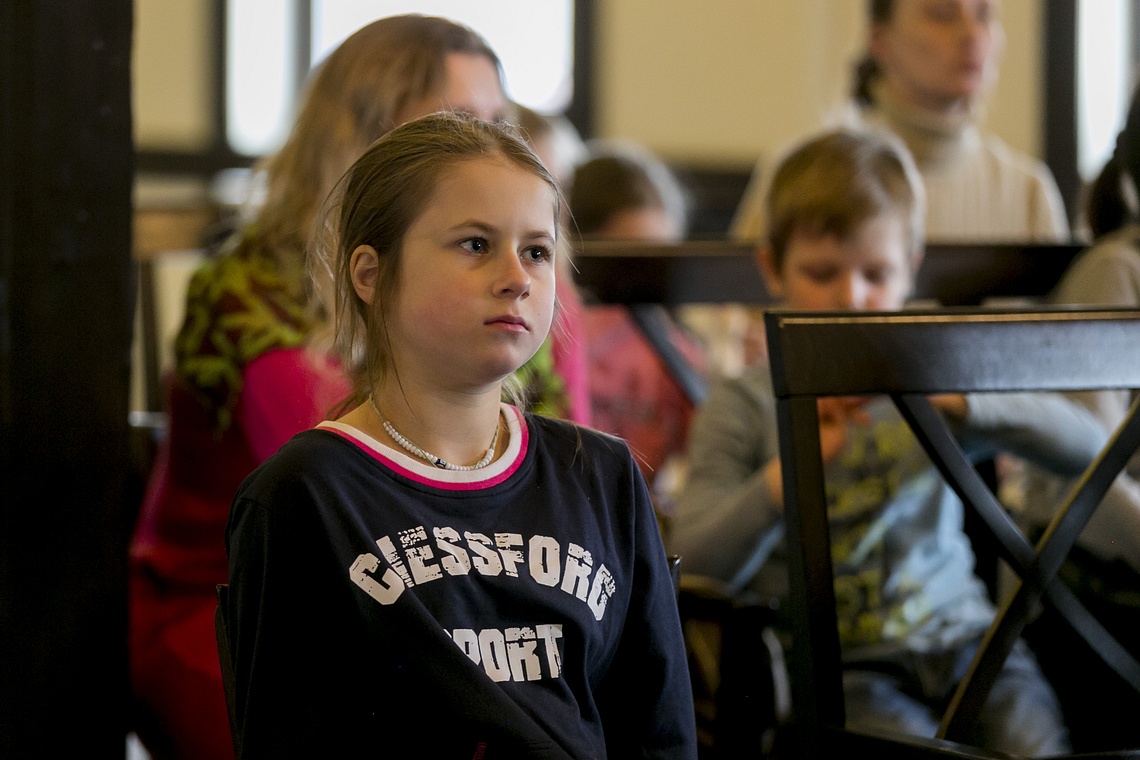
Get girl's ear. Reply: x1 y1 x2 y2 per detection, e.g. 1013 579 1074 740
756 244 785 299
350 245 381 305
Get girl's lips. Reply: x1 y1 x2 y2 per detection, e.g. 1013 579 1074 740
486 315 528 332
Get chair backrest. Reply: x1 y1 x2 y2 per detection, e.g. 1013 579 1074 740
764 307 1140 759
572 240 1084 408
572 240 1084 307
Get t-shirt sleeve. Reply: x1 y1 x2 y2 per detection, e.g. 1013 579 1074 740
225 465 360 758
1054 244 1140 308
958 391 1108 475
670 375 784 586
595 454 698 759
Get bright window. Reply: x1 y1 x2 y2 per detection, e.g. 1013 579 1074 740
227 1 575 157
1077 0 1134 180
226 0 298 156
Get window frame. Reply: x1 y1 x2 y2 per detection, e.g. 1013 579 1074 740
136 0 595 177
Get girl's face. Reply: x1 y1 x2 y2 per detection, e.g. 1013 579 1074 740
395 53 506 126
872 0 1001 113
762 212 916 312
386 156 557 393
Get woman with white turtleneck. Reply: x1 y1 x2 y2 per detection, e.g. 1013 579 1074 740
732 0 1069 243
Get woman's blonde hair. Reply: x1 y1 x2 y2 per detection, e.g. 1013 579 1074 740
251 15 501 270
312 112 562 412
766 129 925 270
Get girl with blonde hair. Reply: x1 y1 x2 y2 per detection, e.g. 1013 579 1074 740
226 111 697 758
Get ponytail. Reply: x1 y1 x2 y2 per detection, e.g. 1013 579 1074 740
1086 159 1131 240
1087 83 1140 238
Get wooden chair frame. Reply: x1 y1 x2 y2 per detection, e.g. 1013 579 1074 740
764 307 1140 759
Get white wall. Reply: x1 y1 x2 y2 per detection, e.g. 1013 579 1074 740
133 0 1049 169
595 0 1046 168
134 0 214 150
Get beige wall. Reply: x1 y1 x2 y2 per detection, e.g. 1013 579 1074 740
133 0 1048 167
134 0 214 151
596 0 1046 169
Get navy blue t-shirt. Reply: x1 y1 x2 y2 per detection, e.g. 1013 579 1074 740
225 405 696 759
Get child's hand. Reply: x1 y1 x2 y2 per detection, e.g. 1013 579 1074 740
764 397 871 509
818 397 871 463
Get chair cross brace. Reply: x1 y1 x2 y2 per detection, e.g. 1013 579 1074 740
894 394 1140 742
766 307 1140 759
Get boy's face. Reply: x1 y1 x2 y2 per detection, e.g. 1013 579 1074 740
763 213 915 312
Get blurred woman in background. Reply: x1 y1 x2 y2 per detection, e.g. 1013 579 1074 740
732 0 1069 243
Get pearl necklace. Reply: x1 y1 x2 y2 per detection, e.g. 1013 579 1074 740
369 397 500 471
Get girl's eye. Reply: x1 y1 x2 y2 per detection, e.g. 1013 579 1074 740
460 238 488 254
524 245 552 263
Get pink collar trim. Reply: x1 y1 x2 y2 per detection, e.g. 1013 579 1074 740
316 403 528 491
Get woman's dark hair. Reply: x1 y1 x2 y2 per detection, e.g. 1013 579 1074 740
1086 84 1140 238
853 0 898 106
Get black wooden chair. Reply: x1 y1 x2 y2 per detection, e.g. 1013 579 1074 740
764 307 1140 759
677 574 786 758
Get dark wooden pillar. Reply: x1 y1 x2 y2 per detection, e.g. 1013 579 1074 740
565 0 596 139
1044 0 1080 230
0 1 135 756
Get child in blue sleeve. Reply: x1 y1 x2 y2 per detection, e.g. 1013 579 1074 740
673 129 1106 756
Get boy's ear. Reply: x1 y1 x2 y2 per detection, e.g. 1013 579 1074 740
350 245 381 305
756 244 785 299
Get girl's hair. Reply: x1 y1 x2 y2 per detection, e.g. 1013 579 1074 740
852 0 897 106
1086 84 1140 239
766 129 925 270
250 15 501 269
568 143 689 238
313 112 562 410
513 103 587 186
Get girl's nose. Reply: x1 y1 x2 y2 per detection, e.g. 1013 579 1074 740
496 252 531 299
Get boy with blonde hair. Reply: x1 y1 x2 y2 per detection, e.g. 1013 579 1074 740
672 129 1102 755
